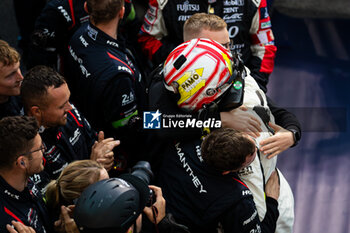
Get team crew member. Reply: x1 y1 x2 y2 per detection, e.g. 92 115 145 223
0 116 52 233
155 38 281 232
21 66 118 191
138 0 276 92
30 0 138 79
0 40 24 119
152 16 298 232
67 0 146 167
158 127 280 233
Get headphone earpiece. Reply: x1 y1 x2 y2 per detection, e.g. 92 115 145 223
21 161 25 166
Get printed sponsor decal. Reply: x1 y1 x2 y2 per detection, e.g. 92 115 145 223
223 0 244 6
231 43 245 53
118 65 132 75
145 12 156 23
69 128 81 145
142 22 151 32
242 190 252 196
260 7 269 19
177 68 205 105
195 145 203 162
178 15 192 21
261 21 271 29
106 40 119 48
53 163 68 175
176 1 200 13
4 190 19 200
87 25 98 40
238 165 254 176
228 25 240 38
148 5 157 15
243 210 258 225
57 6 71 22
121 92 135 106
175 143 207 193
223 13 243 23
68 46 91 78
223 7 239 14
79 35 88 47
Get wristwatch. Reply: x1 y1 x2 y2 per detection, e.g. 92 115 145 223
288 129 300 147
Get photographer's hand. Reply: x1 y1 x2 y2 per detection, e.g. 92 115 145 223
143 185 166 224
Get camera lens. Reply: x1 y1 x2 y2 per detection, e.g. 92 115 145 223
131 161 153 185
130 161 155 206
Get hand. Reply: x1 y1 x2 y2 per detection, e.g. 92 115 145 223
6 221 35 233
143 185 166 224
90 131 120 171
265 170 280 200
259 122 294 159
54 205 80 233
220 105 262 138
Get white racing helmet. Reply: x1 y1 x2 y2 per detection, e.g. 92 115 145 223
163 38 244 112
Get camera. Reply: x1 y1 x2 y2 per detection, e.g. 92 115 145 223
130 161 156 206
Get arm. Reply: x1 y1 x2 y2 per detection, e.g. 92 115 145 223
221 172 279 233
260 97 301 158
221 105 262 138
248 0 277 93
220 197 278 233
143 186 190 233
68 105 118 169
267 96 301 137
138 0 177 65
103 75 139 132
30 1 66 68
103 74 146 163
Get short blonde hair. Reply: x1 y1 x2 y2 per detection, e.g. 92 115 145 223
183 13 227 41
45 160 104 215
0 40 20 66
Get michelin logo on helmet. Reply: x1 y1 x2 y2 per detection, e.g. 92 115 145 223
143 110 221 129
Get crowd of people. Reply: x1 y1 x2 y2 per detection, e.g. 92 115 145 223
0 0 301 233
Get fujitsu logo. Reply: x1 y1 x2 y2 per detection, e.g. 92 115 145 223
176 1 199 13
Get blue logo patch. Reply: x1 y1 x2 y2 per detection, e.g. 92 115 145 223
143 110 161 129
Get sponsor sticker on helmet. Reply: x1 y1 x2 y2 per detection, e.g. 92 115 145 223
177 68 205 105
